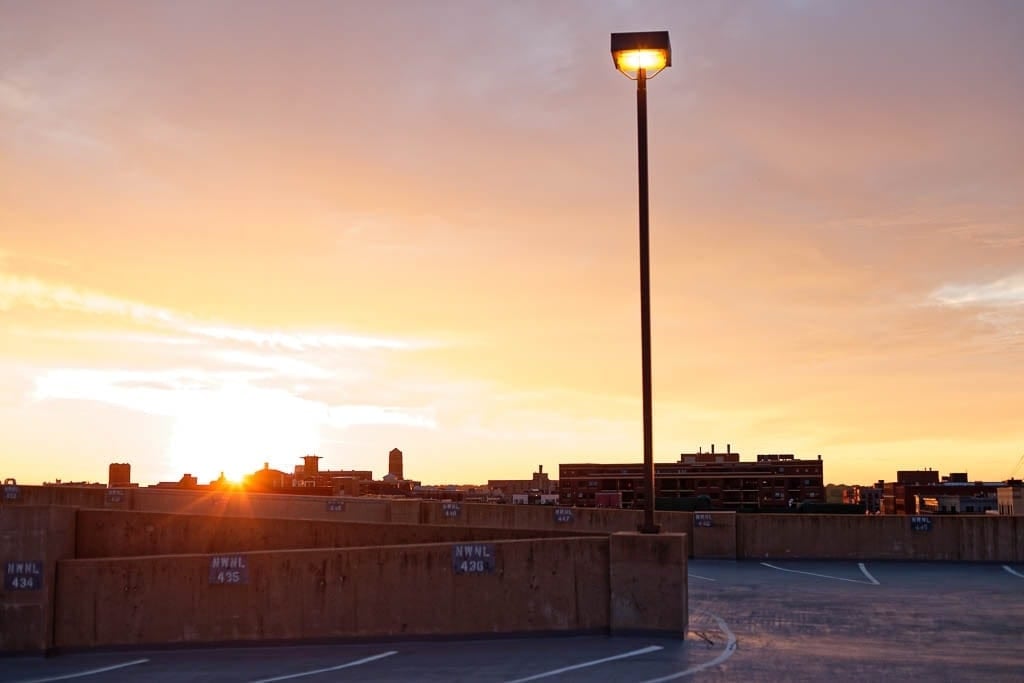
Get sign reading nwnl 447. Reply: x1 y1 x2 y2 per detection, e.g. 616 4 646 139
452 543 495 574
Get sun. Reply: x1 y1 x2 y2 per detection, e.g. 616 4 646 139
164 384 321 484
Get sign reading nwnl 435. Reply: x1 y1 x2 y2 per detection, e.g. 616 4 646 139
208 555 249 584
452 543 495 574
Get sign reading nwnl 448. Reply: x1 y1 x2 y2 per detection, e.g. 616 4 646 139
452 543 495 574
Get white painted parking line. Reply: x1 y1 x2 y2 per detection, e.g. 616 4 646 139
689 573 717 582
503 645 664 683
638 614 738 682
761 562 877 585
15 659 149 683
248 651 398 683
858 562 880 585
1002 565 1024 579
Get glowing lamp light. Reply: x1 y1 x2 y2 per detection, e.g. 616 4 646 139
610 31 671 79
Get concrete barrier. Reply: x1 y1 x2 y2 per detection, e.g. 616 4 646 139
691 512 736 559
0 506 76 653
4 485 112 509
74 509 594 559
11 487 706 549
956 515 1022 562
610 532 688 635
131 488 392 522
12 486 1021 562
55 537 619 648
737 514 1022 561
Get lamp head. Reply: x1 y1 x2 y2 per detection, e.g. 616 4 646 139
610 31 671 80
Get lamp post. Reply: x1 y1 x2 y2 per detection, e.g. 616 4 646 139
611 31 671 534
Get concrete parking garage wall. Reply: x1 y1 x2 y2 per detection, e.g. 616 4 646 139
5 485 116 509
691 512 737 559
9 486 700 550
610 532 688 635
955 515 1023 562
0 506 76 653
74 509 592 558
54 537 627 649
737 514 1022 561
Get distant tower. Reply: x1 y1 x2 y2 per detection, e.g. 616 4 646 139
108 463 131 488
302 455 321 479
388 448 403 480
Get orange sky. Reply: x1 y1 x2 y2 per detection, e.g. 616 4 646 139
2 1 1023 487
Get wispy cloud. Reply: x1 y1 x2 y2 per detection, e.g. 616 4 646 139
9 328 202 346
188 325 426 352
0 272 178 325
932 272 1024 307
209 350 331 379
0 270 432 351
0 77 39 114
32 367 437 429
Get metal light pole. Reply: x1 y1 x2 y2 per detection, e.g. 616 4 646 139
611 31 671 534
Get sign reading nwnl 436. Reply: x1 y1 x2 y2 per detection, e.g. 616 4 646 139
452 543 495 574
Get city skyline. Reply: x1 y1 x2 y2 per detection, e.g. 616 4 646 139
2 1 1023 487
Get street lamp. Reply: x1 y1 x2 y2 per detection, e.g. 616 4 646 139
611 30 671 534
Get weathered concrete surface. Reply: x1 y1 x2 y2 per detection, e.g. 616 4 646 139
133 488 392 523
738 514 1022 561
74 509 591 558
11 487 705 553
692 512 737 559
55 537 611 648
388 499 420 524
13 486 1022 561
4 486 110 509
956 515 1023 562
609 532 688 635
0 506 76 653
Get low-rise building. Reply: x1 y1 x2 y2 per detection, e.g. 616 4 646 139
488 465 556 503
997 481 1023 515
882 471 1005 514
559 445 824 511
916 492 998 514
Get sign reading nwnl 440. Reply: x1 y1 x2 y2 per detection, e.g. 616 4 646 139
452 543 495 574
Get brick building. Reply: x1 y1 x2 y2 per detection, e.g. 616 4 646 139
559 446 824 511
488 465 556 503
881 471 1004 514
997 481 1023 515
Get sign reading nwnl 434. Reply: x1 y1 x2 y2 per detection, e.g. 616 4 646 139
452 543 495 574
5 561 43 591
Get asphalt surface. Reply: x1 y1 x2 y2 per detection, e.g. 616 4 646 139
4 561 1022 682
